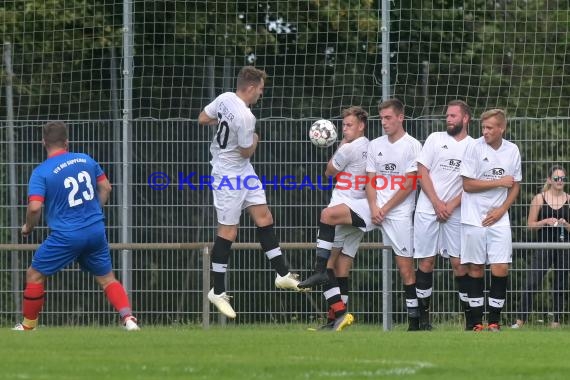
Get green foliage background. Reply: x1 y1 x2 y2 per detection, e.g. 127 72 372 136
1 0 569 324
1 0 569 120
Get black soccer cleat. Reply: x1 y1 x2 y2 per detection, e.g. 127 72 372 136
419 308 432 331
407 317 421 331
297 272 329 289
420 322 433 331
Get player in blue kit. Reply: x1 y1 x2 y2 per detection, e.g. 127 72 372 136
13 121 139 331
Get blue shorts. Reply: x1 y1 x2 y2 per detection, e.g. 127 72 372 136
32 222 112 276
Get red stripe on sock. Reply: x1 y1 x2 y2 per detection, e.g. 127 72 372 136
23 282 45 320
327 307 335 322
331 301 346 314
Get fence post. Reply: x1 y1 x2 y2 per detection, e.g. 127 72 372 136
202 245 210 329
121 0 134 294
382 248 392 331
3 41 22 317
380 0 391 100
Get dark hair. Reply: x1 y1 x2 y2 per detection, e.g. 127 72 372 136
43 121 68 148
342 106 368 125
378 99 404 115
236 66 267 91
447 100 472 121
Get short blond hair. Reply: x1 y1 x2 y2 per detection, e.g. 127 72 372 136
480 108 507 126
236 66 267 91
342 106 368 125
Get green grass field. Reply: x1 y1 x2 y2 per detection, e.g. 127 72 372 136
1 324 568 380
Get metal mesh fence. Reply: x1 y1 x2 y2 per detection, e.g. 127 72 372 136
1 117 570 328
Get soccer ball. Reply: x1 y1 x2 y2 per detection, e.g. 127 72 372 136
309 119 337 148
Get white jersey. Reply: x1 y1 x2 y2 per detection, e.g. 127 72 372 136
330 136 369 203
366 133 422 220
460 137 522 227
416 132 474 214
203 92 256 176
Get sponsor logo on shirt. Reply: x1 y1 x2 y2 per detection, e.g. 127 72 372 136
483 167 506 179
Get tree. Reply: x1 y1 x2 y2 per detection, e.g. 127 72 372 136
393 0 570 118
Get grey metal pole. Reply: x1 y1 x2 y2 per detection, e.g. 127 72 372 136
380 0 393 331
422 61 430 139
382 249 392 331
207 56 216 101
121 0 134 294
4 41 22 316
223 57 233 92
202 246 210 329
381 0 391 101
206 56 217 138
110 46 123 211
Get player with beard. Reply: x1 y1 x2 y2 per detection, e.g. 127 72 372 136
413 100 474 330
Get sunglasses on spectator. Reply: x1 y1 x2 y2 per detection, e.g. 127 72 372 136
552 176 566 182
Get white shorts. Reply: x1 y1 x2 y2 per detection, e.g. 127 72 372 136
460 224 512 265
211 174 267 225
413 211 461 259
333 225 365 258
327 196 368 258
341 198 375 231
332 197 412 257
377 218 414 258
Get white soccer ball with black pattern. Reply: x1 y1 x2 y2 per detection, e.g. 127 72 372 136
309 119 337 148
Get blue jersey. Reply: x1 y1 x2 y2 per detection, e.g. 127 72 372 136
28 151 106 232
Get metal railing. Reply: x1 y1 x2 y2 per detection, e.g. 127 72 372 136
1 242 569 330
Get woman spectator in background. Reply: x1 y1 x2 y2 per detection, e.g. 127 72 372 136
512 165 570 328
